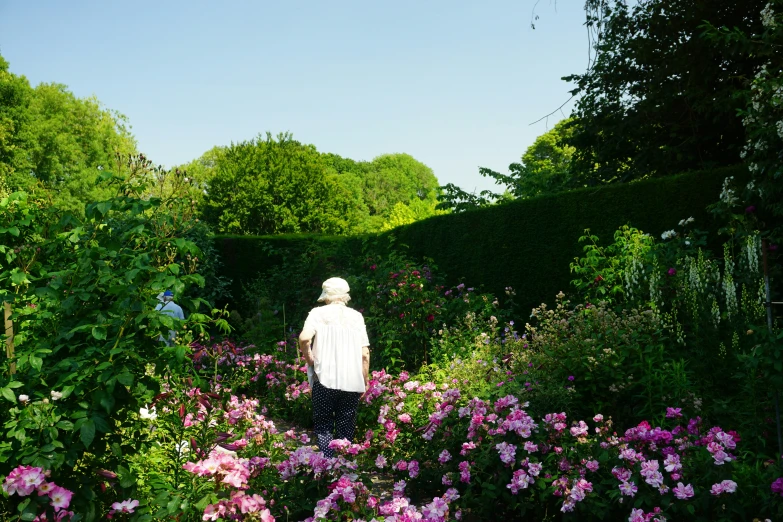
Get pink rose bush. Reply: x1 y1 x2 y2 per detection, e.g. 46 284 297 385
158 340 777 521
2 466 75 521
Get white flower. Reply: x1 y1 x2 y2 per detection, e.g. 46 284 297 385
18 394 29 404
139 406 158 420
176 440 190 455
661 230 677 240
761 3 776 27
50 391 63 401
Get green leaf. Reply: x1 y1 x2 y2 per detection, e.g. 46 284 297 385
95 201 112 216
110 443 123 457
120 471 137 489
80 419 96 448
92 415 110 433
7 226 20 237
7 381 23 389
56 420 74 431
91 326 107 340
29 356 42 372
10 270 28 285
116 372 134 386
1 387 16 403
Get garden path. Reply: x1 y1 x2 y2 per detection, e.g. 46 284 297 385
270 416 396 500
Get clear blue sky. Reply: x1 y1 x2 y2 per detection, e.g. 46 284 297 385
0 1 588 193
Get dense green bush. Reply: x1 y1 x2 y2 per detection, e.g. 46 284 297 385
392 165 751 315
0 157 229 520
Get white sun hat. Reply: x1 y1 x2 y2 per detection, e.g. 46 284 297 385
317 277 350 302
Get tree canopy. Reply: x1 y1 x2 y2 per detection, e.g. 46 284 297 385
199 133 360 235
438 119 578 212
0 55 137 214
564 0 766 183
196 145 443 235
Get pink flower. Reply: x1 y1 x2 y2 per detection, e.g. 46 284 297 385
666 407 683 418
619 481 638 497
570 421 588 437
110 499 140 514
375 455 387 469
673 482 694 499
507 469 533 494
585 460 599 472
495 442 517 465
397 413 412 424
49 486 74 512
719 480 737 493
438 450 452 463
393 460 408 471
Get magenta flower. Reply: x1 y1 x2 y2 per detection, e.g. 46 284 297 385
665 407 683 418
746 205 756 213
375 455 387 469
618 481 638 497
667 268 677 276
772 477 783 497
673 482 694 499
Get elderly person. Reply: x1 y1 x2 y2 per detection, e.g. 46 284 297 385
299 277 370 457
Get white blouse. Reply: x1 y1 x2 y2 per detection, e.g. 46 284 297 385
301 303 370 393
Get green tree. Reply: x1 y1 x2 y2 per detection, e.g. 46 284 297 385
200 132 360 235
437 119 578 211
0 54 137 214
564 0 767 183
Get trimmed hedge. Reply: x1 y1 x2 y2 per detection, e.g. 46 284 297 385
214 233 363 309
214 165 749 315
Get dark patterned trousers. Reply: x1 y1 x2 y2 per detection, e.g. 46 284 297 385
312 378 362 458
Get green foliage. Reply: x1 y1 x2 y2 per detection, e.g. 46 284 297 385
522 296 694 424
702 0 783 223
200 133 360 235
0 157 230 519
348 240 513 371
0 54 137 215
397 165 750 317
569 225 657 305
192 143 442 235
214 166 751 322
564 0 766 183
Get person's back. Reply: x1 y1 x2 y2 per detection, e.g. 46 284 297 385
299 277 370 457
155 300 185 321
155 290 185 345
303 303 367 393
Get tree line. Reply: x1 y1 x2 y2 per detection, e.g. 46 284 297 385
0 54 442 235
3 0 780 230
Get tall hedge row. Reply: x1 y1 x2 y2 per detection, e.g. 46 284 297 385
214 165 748 315
390 165 748 314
